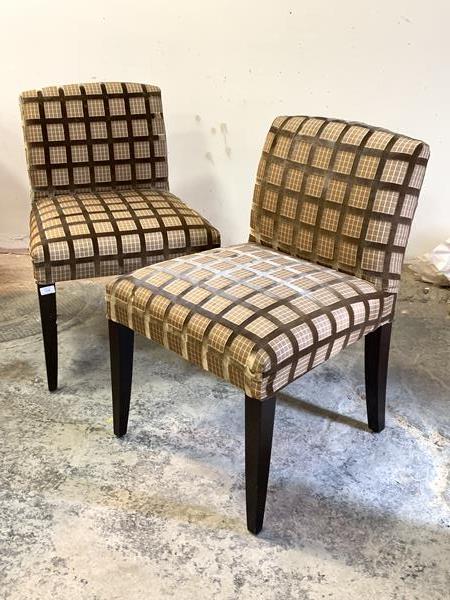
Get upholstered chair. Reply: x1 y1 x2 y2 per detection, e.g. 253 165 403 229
106 116 429 533
20 82 220 390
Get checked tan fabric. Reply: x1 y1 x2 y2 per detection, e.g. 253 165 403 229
30 188 220 283
20 82 169 195
250 116 430 293
107 115 429 400
107 244 395 400
20 82 220 283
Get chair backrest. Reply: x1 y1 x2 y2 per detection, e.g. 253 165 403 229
20 82 169 198
249 116 430 294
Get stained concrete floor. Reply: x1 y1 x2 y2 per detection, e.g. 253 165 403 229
0 253 449 600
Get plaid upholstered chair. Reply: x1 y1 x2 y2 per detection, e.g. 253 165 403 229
20 82 220 390
106 116 429 533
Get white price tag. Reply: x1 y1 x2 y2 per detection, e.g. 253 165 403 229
39 285 56 296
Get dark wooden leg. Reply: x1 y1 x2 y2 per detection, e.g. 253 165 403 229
109 319 134 437
245 394 276 534
37 283 58 391
365 322 392 433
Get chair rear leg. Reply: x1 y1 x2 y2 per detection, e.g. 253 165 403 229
365 322 392 433
37 283 58 391
245 394 276 534
109 320 134 437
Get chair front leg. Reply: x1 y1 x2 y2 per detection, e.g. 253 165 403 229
37 283 58 391
109 319 134 437
364 322 392 433
245 394 276 534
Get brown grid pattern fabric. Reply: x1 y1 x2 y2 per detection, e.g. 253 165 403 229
20 82 169 196
249 116 430 294
30 188 221 284
107 243 395 400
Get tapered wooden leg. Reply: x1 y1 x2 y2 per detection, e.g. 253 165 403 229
109 319 134 437
245 394 276 534
37 283 58 391
365 322 392 433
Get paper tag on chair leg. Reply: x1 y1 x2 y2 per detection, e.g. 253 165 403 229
39 285 56 296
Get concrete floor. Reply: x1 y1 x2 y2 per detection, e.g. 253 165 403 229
0 253 449 600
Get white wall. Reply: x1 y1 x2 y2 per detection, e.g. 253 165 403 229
1 0 448 256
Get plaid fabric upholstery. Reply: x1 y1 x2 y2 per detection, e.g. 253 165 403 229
30 188 220 284
21 82 221 284
107 243 395 400
250 116 430 293
20 82 168 196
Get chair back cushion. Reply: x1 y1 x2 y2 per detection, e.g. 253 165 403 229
249 116 430 293
20 82 169 197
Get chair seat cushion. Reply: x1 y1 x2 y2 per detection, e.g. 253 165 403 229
106 243 395 399
29 188 220 283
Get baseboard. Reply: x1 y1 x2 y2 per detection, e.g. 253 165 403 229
0 247 28 255
0 233 28 255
